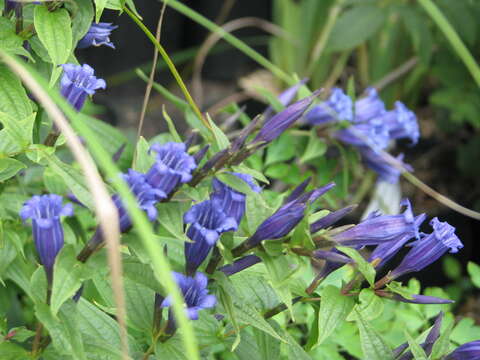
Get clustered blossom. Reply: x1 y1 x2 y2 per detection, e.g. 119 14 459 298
60 64 106 111
305 87 420 184
20 194 73 282
78 22 118 49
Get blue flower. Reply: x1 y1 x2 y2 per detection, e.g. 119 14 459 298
20 194 73 280
383 101 419 145
390 293 453 305
161 272 216 320
146 142 197 198
445 340 480 360
306 247 351 294
60 64 106 111
77 22 118 49
252 93 316 145
305 87 353 125
354 87 386 123
113 169 164 232
211 172 261 226
390 217 463 279
332 199 426 247
184 200 237 274
359 148 411 184
219 255 261 276
335 116 391 150
263 78 308 120
310 205 356 234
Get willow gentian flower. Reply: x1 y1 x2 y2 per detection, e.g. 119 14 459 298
219 255 261 276
184 200 237 274
445 340 480 360
335 116 391 150
310 205 356 233
20 194 73 281
389 217 463 279
77 22 118 49
383 101 419 145
306 247 351 294
304 87 353 125
354 87 386 123
332 199 425 247
60 64 106 111
359 148 412 184
161 272 216 320
263 78 308 120
232 183 334 256
146 142 196 198
211 172 261 226
251 93 316 145
390 293 453 305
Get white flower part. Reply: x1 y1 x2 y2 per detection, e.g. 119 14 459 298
361 181 402 219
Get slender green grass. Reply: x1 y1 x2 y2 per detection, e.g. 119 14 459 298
3 55 201 360
418 0 480 87
160 0 295 85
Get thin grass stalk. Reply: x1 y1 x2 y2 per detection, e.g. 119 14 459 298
418 0 480 87
0 52 129 359
2 54 201 360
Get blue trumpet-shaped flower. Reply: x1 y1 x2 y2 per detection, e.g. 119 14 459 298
390 293 453 305
20 194 73 280
77 22 118 49
113 169 164 232
184 200 237 274
263 78 308 120
310 205 356 233
359 148 412 184
211 172 261 226
161 272 216 320
333 199 426 247
335 116 391 150
383 101 419 145
445 340 480 360
305 87 353 125
60 64 106 111
354 87 386 123
146 142 197 198
389 217 463 279
219 255 262 276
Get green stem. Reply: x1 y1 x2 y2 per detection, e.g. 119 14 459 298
123 5 211 133
418 0 480 87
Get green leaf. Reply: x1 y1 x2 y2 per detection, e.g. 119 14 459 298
50 246 93 315
162 106 182 142
94 0 108 22
443 256 462 280
216 172 258 195
35 302 87 360
404 330 428 360
337 246 376 286
67 0 95 46
133 136 155 173
157 202 189 241
34 6 72 66
430 318 454 359
0 18 34 60
326 5 386 52
347 289 384 321
232 164 269 184
300 131 327 163
0 112 35 148
316 285 355 347
467 261 480 288
265 133 296 166
0 342 29 360
124 277 154 331
45 154 94 210
207 113 230 151
43 166 69 194
291 216 315 249
155 335 188 360
0 65 33 119
355 309 394 360
214 273 241 350
0 158 26 182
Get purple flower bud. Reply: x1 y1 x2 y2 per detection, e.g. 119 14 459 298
219 255 261 276
333 199 426 247
211 172 261 225
312 250 353 264
60 64 106 111
263 78 308 120
305 87 353 125
391 294 453 305
77 22 118 49
252 93 316 145
359 148 412 184
390 217 463 279
20 194 73 279
354 87 386 123
383 101 420 145
161 272 216 320
184 200 237 274
284 177 311 204
113 169 163 232
146 142 197 197
310 205 356 233
445 340 480 360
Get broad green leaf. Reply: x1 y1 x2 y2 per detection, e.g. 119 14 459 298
234 328 264 360
34 6 72 65
35 302 87 360
45 154 94 210
94 0 108 23
337 246 376 286
124 278 154 331
431 318 454 359
326 5 386 52
234 301 284 342
347 289 384 321
0 231 18 282
386 281 415 300
0 65 33 119
133 136 155 173
123 259 163 293
355 310 394 360
216 172 258 195
0 112 35 148
0 158 26 182
51 246 93 315
265 133 296 166
451 317 480 344
0 18 33 60
30 267 48 304
300 131 327 163
280 325 313 360
157 202 189 241
404 330 428 360
232 164 269 184
67 0 95 45
4 258 35 297
253 323 281 359
207 113 230 151
467 261 480 288
245 191 272 234
43 166 69 194
155 335 188 360
214 273 241 350
316 285 355 346
0 342 29 360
